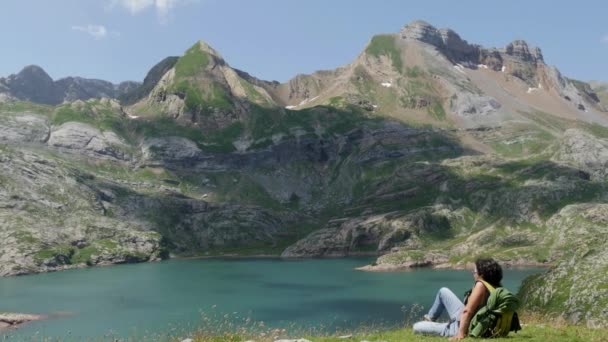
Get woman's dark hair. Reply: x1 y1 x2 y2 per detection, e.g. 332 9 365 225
475 258 503 287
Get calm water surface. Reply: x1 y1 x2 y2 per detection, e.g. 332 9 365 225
0 258 542 340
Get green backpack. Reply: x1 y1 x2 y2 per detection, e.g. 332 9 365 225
469 280 522 338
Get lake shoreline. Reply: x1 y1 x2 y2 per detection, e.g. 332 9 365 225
2 252 549 278
176 251 380 260
356 259 552 272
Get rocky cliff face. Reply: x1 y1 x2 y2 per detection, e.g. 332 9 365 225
0 143 163 276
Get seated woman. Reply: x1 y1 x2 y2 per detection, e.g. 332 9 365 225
412 258 503 340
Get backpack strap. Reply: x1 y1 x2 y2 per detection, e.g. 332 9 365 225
479 279 496 292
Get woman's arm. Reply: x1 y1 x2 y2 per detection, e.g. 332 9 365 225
450 282 486 341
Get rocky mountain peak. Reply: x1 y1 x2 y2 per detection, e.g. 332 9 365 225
399 20 480 65
400 20 444 46
504 40 544 63
4 65 57 104
12 65 54 84
194 40 225 64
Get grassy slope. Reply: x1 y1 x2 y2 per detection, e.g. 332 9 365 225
366 34 403 71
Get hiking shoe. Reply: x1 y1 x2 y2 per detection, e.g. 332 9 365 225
423 314 434 322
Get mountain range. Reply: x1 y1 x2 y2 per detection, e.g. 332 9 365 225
1 20 607 327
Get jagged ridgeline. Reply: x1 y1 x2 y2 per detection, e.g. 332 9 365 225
1 20 607 327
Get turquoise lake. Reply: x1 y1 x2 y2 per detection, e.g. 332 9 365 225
0 258 542 341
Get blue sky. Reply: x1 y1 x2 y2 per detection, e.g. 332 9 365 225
1 0 607 84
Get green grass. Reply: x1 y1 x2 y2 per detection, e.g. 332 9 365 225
0 101 54 114
239 78 268 104
580 121 608 139
427 101 446 120
172 81 234 113
366 34 403 71
328 96 346 108
176 323 608 342
33 245 97 265
95 239 119 250
174 43 210 79
34 245 74 263
52 106 96 126
490 130 555 158
71 246 100 265
405 66 424 78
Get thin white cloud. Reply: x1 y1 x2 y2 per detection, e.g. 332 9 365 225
72 25 109 40
602 33 608 44
113 0 154 13
108 0 192 23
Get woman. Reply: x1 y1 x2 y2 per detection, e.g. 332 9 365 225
412 258 503 340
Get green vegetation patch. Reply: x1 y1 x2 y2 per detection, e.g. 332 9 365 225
52 106 93 126
239 78 269 105
174 43 210 79
173 81 233 113
34 245 75 263
490 129 555 158
366 35 403 71
71 246 100 265
247 104 370 143
405 66 424 78
50 100 134 144
427 101 446 120
12 231 39 245
128 116 241 152
0 101 54 115
328 96 346 108
95 239 119 250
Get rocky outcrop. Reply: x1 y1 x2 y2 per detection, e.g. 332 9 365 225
142 136 202 162
281 207 451 258
450 93 501 117
0 112 50 143
400 21 482 65
551 129 608 181
504 40 544 63
48 122 131 160
0 313 45 331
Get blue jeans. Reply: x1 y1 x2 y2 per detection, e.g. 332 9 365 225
413 287 464 337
